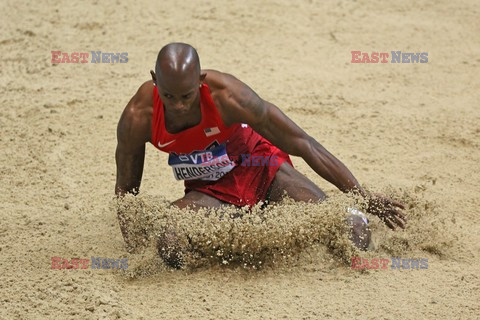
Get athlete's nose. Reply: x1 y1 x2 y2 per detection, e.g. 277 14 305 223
172 100 186 112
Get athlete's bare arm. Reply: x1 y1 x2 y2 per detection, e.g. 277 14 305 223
115 81 153 196
206 71 363 194
206 70 406 229
115 81 154 251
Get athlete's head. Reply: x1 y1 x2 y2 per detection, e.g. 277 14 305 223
151 43 205 115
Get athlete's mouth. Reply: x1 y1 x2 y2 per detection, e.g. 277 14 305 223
167 106 188 115
173 109 189 116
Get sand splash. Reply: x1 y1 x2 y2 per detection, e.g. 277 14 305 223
113 186 454 278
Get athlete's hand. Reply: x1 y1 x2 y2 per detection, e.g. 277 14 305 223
365 193 406 230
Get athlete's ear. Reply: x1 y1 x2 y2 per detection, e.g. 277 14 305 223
150 70 157 86
199 72 207 85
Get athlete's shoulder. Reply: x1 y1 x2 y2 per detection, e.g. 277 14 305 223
203 69 263 123
202 69 239 92
203 69 259 106
117 80 154 144
130 80 155 110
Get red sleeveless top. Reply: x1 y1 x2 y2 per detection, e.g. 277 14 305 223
150 82 293 206
151 83 240 154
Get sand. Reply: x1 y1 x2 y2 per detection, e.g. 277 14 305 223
1 0 479 318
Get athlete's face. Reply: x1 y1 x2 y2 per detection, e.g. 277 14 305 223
151 70 202 115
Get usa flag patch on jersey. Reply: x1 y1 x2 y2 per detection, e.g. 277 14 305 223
204 126 220 137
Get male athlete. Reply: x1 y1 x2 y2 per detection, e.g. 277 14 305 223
115 43 406 267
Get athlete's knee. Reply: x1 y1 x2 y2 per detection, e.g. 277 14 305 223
171 191 228 211
170 198 189 210
305 185 326 202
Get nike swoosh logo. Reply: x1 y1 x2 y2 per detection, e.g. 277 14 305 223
158 140 175 148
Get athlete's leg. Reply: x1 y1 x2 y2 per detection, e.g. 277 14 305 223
268 162 326 203
170 190 231 210
268 162 370 250
158 191 232 268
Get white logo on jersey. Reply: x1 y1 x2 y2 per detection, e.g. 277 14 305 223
158 140 176 148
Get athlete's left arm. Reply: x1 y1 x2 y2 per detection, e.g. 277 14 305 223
221 74 406 229
221 74 363 194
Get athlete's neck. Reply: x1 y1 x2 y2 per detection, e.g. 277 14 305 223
164 97 202 134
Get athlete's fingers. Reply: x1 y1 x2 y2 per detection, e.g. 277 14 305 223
383 217 396 230
392 208 406 221
392 212 406 229
390 199 406 210
389 208 406 229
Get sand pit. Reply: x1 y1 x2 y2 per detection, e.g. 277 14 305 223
1 0 479 318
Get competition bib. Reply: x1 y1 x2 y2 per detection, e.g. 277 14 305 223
168 143 235 181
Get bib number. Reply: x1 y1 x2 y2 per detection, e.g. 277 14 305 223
168 143 235 181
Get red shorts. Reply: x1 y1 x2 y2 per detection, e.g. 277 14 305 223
184 128 292 207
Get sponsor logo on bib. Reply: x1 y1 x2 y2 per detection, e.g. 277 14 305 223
168 143 235 181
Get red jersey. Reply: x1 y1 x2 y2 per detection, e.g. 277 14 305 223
151 83 240 154
150 83 292 206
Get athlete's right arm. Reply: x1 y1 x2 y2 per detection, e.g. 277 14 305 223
115 82 152 196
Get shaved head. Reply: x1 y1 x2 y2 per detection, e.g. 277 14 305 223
151 43 205 118
155 43 200 80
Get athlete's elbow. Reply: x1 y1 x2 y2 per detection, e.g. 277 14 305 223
291 135 315 158
287 135 324 162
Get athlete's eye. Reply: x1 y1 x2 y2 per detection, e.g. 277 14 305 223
163 94 173 99
182 94 191 99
